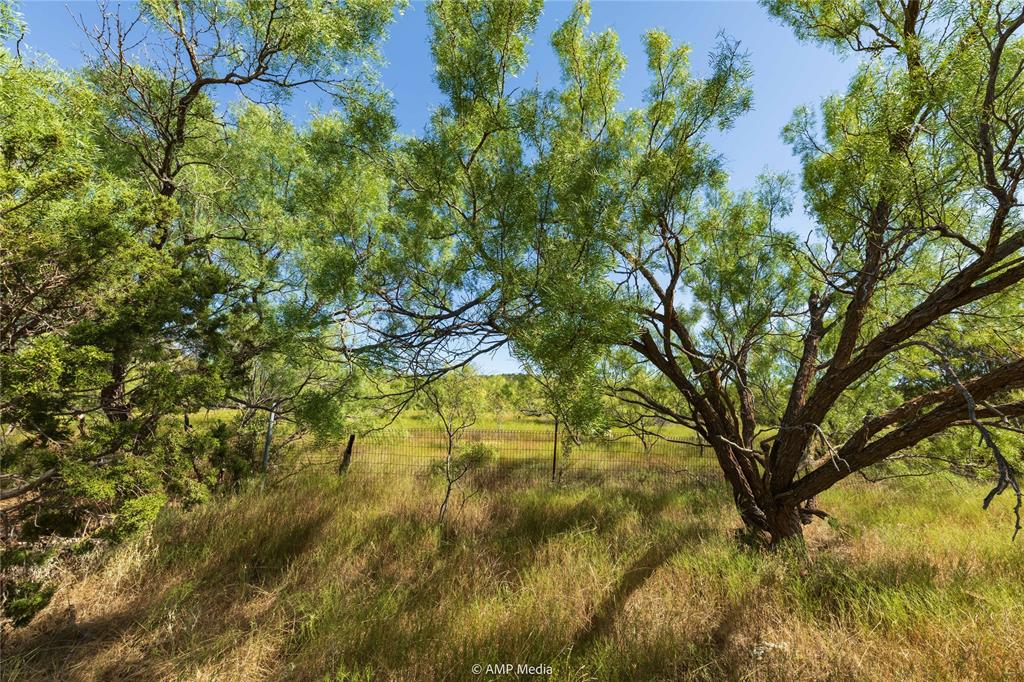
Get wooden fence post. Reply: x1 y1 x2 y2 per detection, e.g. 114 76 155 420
339 434 356 474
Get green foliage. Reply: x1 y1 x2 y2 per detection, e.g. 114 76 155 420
429 0 543 116
1 579 55 628
140 0 399 68
1 0 401 576
419 366 485 436
109 492 168 541
430 441 495 480
372 0 763 380
0 0 23 41
365 0 1024 540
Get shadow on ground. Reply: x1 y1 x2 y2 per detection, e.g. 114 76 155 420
573 520 712 648
3 502 335 681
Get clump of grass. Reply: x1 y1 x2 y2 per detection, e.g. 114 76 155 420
4 472 1022 681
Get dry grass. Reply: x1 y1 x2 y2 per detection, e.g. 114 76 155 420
3 471 1022 681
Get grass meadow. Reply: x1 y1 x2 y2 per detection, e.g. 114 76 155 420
3 466 1022 681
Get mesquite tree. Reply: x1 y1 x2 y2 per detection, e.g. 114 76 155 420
364 0 1024 544
1 0 398 518
419 366 483 525
80 0 397 424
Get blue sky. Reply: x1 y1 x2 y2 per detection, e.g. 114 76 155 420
13 1 856 374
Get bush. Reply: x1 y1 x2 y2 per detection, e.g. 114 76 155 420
109 493 168 541
430 442 495 480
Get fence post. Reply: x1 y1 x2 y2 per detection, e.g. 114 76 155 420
262 410 276 472
551 417 559 482
339 434 356 474
260 408 276 492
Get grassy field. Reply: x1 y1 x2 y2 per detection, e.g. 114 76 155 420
254 408 710 482
187 408 563 433
329 427 711 481
191 406 698 440
4 470 1022 681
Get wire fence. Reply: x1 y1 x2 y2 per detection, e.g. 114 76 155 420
314 428 719 483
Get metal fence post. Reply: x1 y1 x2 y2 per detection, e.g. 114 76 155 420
262 410 276 472
551 417 559 482
260 408 276 492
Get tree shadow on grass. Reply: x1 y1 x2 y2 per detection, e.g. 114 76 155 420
573 521 713 649
300 479 694 677
7 476 730 681
471 458 550 489
490 483 683 562
5 506 335 681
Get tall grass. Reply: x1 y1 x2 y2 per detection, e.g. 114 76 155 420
4 471 1022 681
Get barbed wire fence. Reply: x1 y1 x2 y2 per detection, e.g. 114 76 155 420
300 427 720 484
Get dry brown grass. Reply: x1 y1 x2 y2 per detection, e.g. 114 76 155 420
3 471 1022 681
